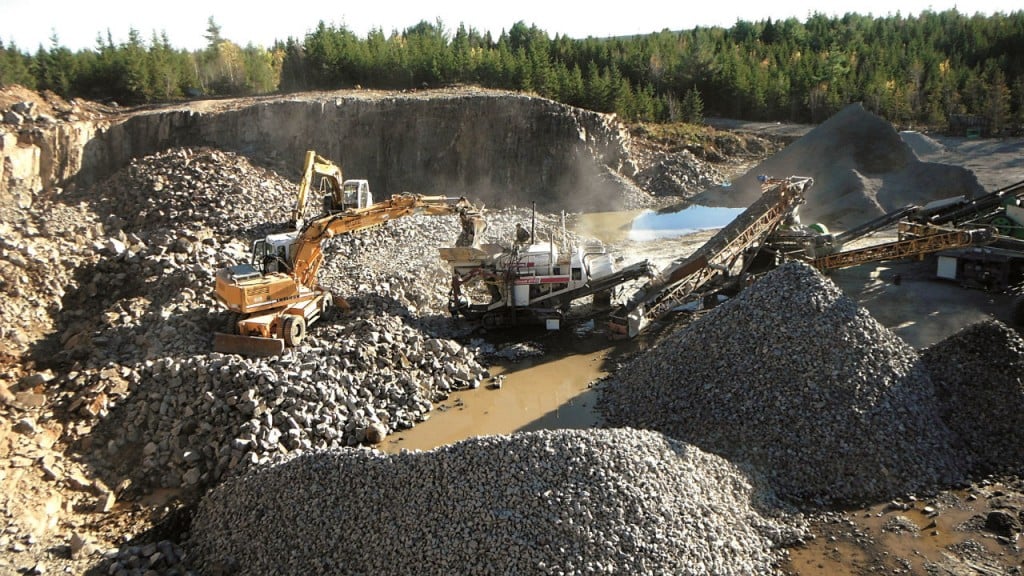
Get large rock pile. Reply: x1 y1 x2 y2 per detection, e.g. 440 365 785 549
0 196 102 360
189 427 804 575
599 261 964 503
921 320 1024 474
3 143 582 573
86 310 486 491
84 147 295 238
635 149 726 198
19 146 598 498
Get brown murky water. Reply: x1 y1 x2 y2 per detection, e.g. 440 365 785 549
381 334 625 454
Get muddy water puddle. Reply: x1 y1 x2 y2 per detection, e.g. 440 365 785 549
785 488 1023 575
381 336 627 454
575 205 742 244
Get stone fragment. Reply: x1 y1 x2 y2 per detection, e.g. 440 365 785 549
19 371 55 389
13 391 46 408
69 532 94 560
13 417 37 435
96 490 116 513
3 110 24 125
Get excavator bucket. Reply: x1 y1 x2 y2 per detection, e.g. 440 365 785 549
212 332 285 357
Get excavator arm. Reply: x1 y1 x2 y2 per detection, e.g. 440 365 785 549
289 194 477 289
291 151 345 228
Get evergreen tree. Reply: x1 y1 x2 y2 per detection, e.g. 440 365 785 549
0 40 36 88
681 86 704 123
7 10 1024 130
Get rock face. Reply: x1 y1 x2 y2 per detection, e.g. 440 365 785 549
189 428 804 576
2 88 640 214
921 320 1024 474
598 261 965 503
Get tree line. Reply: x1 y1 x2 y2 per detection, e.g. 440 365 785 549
1 10 1022 132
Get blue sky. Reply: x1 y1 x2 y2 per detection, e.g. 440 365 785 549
0 0 1019 51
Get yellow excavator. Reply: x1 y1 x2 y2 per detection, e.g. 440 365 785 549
215 193 483 357
290 150 374 229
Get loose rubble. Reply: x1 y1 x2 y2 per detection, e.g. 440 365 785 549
634 149 727 198
44 148 552 495
921 320 1024 475
86 311 488 492
189 427 806 575
2 145 542 572
598 261 965 503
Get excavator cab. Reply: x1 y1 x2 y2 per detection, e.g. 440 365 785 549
252 232 298 274
339 180 372 210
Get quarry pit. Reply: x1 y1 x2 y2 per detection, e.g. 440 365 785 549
2 85 1024 575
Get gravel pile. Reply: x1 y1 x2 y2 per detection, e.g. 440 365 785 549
189 427 805 576
86 308 487 491
921 320 1024 474
598 261 965 503
694 103 983 230
635 149 726 198
899 130 947 158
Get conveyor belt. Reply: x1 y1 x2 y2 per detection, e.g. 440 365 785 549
610 176 814 337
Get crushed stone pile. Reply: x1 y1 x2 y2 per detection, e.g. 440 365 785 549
86 310 486 492
921 320 1024 474
598 261 965 503
899 130 947 158
635 149 726 198
189 428 805 576
693 103 983 230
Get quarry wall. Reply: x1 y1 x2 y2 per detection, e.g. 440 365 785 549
1 89 636 212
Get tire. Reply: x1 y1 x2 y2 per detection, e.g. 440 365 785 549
282 315 307 346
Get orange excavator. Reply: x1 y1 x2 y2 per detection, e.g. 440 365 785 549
214 193 482 357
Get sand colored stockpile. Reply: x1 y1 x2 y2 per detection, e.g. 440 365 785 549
695 103 984 230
